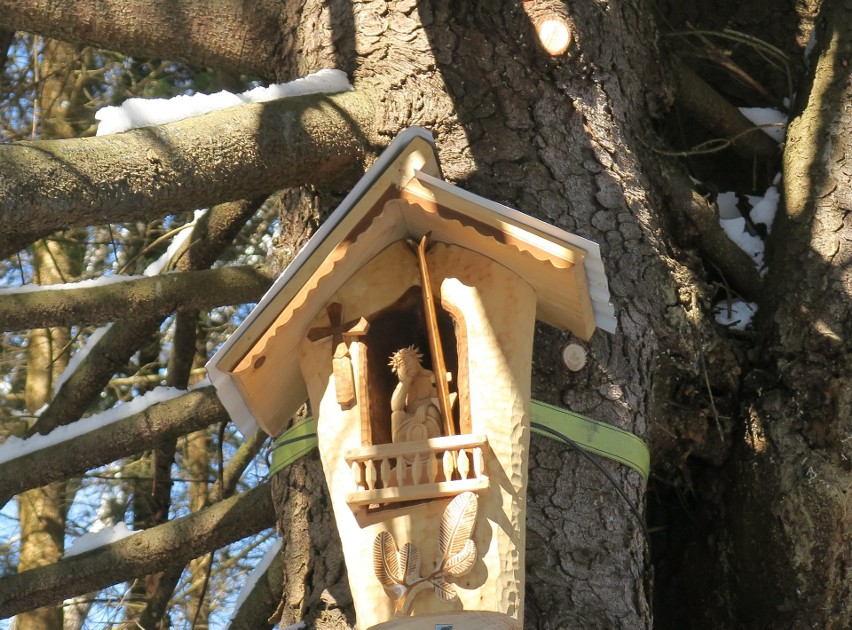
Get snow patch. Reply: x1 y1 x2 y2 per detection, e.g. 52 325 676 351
747 184 780 233
715 191 742 220
227 539 283 627
720 216 765 269
54 324 112 394
0 387 185 465
715 180 781 274
714 300 757 330
96 69 352 135
0 274 145 295
65 522 137 557
143 209 207 276
738 107 787 143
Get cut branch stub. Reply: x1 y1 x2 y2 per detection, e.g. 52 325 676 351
535 18 572 55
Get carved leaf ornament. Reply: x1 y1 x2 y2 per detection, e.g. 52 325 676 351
373 491 479 615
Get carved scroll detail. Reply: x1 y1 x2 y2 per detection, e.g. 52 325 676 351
372 491 479 615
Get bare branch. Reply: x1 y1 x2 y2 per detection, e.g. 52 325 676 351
673 60 779 164
0 0 285 79
0 265 272 331
0 483 275 619
0 387 228 507
0 91 375 238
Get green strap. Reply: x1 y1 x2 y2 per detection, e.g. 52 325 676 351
270 402 649 479
530 400 649 479
269 418 318 476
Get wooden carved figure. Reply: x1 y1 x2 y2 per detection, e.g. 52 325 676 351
389 346 442 444
207 128 616 630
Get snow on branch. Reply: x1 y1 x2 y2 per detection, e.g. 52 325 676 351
65 522 138 558
96 69 352 135
0 90 375 236
0 387 184 466
0 386 229 508
230 539 283 613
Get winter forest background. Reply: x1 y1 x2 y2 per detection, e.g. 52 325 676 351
0 0 849 628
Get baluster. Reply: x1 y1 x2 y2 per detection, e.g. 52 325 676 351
353 461 364 490
442 450 454 482
380 458 391 488
429 451 438 483
366 459 377 491
473 447 484 478
458 449 470 479
396 457 406 487
412 455 422 484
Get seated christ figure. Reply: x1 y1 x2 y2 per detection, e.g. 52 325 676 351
389 346 442 444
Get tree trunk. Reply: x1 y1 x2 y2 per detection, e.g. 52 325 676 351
720 1 852 626
14 39 88 630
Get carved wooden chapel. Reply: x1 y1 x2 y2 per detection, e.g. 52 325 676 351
207 127 615 629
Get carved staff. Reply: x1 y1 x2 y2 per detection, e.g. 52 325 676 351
413 234 455 437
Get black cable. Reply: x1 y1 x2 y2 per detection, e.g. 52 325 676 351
531 421 650 547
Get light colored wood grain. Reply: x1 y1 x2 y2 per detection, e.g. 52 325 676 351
224 181 598 435
300 241 536 628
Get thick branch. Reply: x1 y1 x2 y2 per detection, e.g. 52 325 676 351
0 0 285 79
0 266 272 331
0 483 274 619
0 91 375 238
0 387 228 507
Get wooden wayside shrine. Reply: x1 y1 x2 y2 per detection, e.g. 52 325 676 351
207 127 615 629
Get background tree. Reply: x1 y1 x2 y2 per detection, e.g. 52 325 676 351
0 0 849 628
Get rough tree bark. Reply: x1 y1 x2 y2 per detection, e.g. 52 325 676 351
716 1 851 626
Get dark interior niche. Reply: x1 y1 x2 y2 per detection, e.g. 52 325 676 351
364 286 460 445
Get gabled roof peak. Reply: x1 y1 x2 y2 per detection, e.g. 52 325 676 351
207 127 614 437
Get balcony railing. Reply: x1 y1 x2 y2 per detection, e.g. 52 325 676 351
344 434 490 510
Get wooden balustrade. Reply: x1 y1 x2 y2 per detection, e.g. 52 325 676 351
344 434 490 510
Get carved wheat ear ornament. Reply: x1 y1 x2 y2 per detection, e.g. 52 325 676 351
373 491 479 615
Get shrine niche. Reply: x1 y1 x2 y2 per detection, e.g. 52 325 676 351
207 127 615 629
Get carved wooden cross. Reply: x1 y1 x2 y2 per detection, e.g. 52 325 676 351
307 302 369 409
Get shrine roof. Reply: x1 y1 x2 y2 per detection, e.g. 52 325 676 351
207 127 615 437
